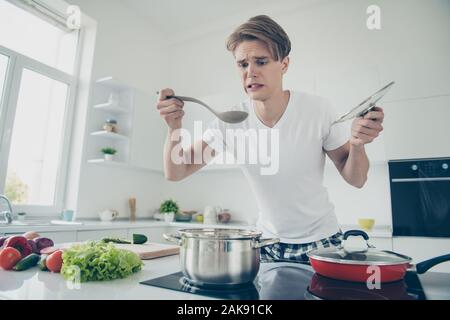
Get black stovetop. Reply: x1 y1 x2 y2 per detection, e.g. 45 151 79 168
140 262 426 300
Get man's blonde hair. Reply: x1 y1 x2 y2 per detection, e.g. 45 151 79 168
226 15 291 61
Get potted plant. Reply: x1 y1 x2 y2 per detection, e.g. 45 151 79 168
101 147 117 161
159 199 179 223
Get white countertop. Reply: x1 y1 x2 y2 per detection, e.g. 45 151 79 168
1 254 449 300
0 255 198 300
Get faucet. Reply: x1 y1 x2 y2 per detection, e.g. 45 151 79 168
0 195 13 224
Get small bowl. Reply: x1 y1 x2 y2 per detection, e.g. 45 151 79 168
175 212 193 222
358 218 375 231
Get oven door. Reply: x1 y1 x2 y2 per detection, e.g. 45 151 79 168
389 159 450 237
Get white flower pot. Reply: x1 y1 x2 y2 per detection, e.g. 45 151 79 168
104 154 114 161
164 212 175 223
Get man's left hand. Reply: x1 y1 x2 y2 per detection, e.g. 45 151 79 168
350 106 384 148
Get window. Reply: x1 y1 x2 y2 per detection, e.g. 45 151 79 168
0 0 80 215
6 69 69 205
0 0 79 74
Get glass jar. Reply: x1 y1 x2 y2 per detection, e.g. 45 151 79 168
103 119 118 133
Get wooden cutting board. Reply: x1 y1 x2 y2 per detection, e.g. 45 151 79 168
114 243 180 260
41 242 180 260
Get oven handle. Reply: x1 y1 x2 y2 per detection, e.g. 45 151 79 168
392 177 450 182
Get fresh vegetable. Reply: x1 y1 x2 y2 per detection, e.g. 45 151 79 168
61 242 143 282
100 237 131 244
33 237 54 251
0 236 9 247
40 246 60 255
46 250 63 273
132 234 147 244
38 255 48 271
13 253 40 271
0 247 22 270
4 236 32 258
28 239 39 254
23 231 40 240
101 234 148 245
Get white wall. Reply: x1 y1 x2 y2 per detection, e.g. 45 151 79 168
69 0 168 219
161 0 450 226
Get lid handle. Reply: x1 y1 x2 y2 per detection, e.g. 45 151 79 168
343 230 369 241
342 230 375 251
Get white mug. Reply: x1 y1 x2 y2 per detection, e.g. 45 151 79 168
203 206 218 225
99 209 119 221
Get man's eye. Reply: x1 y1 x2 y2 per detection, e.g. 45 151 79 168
238 62 248 68
257 60 267 66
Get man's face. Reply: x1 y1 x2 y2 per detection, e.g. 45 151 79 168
234 40 289 101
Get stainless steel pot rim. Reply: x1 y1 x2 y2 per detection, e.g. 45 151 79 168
307 248 412 265
176 228 262 239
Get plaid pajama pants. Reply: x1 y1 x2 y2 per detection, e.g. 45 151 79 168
260 231 343 263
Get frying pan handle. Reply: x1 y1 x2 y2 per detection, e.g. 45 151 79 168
343 230 370 241
415 254 450 274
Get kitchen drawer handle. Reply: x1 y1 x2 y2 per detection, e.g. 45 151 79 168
252 238 280 249
163 233 182 246
392 177 450 182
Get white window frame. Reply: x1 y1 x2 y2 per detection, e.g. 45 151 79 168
0 25 81 216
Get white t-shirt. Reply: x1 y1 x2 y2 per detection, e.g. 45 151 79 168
202 90 350 243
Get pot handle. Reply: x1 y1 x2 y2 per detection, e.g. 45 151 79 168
163 233 182 246
252 238 280 249
415 254 450 274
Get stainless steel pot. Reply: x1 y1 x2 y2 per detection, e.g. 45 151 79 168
164 228 279 287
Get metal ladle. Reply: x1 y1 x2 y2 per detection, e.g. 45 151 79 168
159 93 249 124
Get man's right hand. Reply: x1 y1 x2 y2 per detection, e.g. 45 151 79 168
156 88 185 130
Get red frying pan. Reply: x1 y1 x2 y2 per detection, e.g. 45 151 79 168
307 230 450 283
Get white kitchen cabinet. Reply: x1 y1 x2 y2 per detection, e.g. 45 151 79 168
77 229 128 242
393 237 450 273
1 231 77 243
37 231 77 243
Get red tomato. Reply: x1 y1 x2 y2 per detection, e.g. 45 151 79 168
0 247 22 270
46 250 63 273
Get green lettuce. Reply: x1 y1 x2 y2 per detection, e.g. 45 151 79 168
61 241 143 282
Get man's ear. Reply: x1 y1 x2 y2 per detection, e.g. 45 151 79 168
281 56 290 74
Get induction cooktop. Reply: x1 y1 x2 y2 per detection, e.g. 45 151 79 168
140 262 426 300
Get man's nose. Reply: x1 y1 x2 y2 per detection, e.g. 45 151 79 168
246 63 258 78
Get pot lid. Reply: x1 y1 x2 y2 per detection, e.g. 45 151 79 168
307 247 412 266
177 228 262 240
307 230 412 266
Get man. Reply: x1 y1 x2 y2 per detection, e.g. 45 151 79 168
156 15 384 262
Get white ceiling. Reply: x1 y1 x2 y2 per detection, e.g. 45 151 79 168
125 0 309 38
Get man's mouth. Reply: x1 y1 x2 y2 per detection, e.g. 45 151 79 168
247 83 264 91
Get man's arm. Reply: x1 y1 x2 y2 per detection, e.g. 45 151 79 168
326 107 384 189
157 88 217 181
164 130 216 181
326 142 369 188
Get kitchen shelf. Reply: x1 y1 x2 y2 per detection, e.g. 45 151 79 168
87 159 163 174
93 102 129 114
90 131 129 141
88 159 128 167
96 77 131 91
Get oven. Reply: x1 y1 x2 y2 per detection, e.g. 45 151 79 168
389 157 450 237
